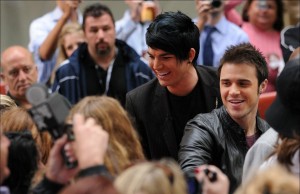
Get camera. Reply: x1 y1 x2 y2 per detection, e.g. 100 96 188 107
26 83 77 168
257 0 268 10
211 0 222 8
185 168 217 194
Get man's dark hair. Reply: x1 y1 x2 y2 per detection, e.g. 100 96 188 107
146 11 200 65
218 43 269 86
82 3 115 30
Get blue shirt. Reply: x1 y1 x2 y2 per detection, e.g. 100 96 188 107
28 7 82 83
197 16 249 67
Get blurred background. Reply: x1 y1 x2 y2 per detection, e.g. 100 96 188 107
0 1 298 53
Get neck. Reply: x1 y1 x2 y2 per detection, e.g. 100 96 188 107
207 12 223 26
167 66 198 96
233 110 257 136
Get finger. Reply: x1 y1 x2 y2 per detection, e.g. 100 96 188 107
50 134 68 157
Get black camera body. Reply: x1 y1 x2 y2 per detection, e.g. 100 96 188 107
211 0 222 8
185 168 217 194
26 83 72 140
26 83 77 168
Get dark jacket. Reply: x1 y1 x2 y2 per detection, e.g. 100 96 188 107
179 106 270 193
126 65 222 160
52 39 154 105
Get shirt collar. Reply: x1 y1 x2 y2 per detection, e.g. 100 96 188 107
205 15 228 35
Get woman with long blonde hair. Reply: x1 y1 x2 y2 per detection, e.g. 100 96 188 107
68 96 145 176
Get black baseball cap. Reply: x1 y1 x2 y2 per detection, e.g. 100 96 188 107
265 57 300 138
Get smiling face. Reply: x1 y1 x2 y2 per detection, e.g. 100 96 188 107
220 63 267 122
1 47 38 101
147 47 196 93
247 0 277 30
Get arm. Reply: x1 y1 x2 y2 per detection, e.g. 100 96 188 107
125 92 151 159
195 0 211 31
39 3 79 61
31 114 110 193
179 117 215 174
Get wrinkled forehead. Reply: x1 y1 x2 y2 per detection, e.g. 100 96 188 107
1 50 34 71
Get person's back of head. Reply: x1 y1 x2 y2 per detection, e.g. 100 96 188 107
235 164 299 194
68 96 144 176
1 107 52 164
114 158 188 194
2 131 39 194
146 11 200 65
0 94 17 114
265 52 300 173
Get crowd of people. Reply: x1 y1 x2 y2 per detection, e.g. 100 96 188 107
0 0 299 194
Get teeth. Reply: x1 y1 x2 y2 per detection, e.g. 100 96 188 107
158 72 168 76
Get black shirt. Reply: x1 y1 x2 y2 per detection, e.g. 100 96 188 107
84 50 127 106
167 72 207 145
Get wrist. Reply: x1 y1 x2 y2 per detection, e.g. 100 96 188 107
78 158 104 170
76 165 111 180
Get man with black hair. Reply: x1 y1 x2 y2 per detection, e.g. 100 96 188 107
52 3 154 106
126 11 222 161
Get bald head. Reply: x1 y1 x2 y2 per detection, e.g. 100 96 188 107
1 46 34 68
1 46 38 107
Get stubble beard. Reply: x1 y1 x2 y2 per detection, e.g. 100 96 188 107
96 42 111 58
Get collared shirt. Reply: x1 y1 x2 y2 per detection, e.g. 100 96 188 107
28 6 82 84
197 15 249 67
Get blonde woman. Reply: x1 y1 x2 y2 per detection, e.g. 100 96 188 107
0 94 17 114
68 96 145 176
114 158 188 194
50 22 85 85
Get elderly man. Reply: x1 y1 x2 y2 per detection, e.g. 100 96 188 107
1 46 38 109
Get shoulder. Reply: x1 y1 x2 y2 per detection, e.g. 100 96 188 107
127 78 158 97
226 21 248 39
30 9 54 27
187 108 221 131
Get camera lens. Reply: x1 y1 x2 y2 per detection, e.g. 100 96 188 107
211 0 221 8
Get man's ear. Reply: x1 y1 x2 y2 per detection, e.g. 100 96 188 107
259 79 268 94
189 48 196 63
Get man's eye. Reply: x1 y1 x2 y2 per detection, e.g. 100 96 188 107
23 66 32 74
9 70 18 77
222 82 230 86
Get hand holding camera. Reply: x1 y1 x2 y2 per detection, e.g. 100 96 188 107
194 165 229 194
26 83 77 168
